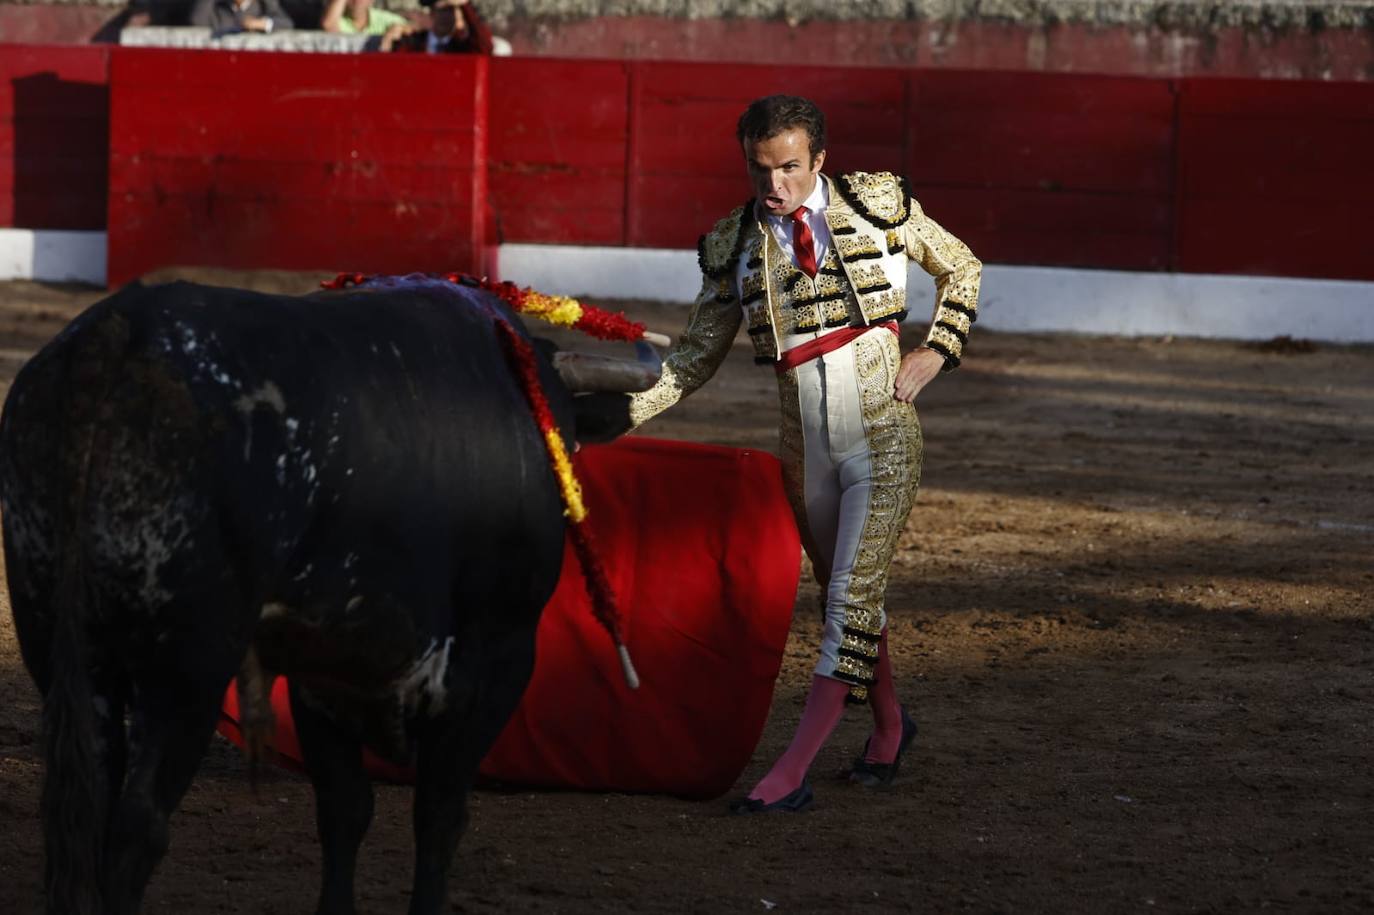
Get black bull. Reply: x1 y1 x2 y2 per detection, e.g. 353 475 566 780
0 279 643 914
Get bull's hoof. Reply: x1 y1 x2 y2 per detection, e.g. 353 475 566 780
727 780 814 815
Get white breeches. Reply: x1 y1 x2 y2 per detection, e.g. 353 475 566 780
776 327 922 699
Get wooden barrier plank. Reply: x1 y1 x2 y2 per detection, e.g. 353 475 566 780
0 45 109 229
1175 77 1374 281
908 70 1176 271
627 61 907 248
108 47 487 286
488 58 628 245
1 43 1364 282
916 185 1174 271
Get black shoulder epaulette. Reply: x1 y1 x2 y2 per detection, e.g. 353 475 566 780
697 200 755 279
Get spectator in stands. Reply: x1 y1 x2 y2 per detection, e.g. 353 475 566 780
379 0 492 54
320 0 409 36
189 0 292 33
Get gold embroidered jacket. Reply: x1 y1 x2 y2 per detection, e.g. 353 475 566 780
628 171 981 428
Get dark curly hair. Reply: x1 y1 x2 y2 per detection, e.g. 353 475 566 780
735 95 827 161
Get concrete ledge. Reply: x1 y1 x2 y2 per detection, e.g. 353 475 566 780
119 25 372 52
0 229 105 285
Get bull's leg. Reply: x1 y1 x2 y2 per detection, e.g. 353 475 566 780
407 647 536 915
289 682 374 915
102 676 229 915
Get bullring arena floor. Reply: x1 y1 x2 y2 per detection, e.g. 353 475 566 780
0 270 1371 913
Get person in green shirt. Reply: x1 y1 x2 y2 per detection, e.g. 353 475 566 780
320 0 409 35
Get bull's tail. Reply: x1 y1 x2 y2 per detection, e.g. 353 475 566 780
40 547 108 915
33 301 133 914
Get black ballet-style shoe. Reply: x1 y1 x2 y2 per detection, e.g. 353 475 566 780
727 780 815 815
848 706 918 789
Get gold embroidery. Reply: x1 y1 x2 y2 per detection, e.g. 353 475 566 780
836 655 876 692
836 172 910 228
864 288 908 321
926 323 965 360
741 272 766 303
841 632 881 659
828 213 856 235
821 296 850 327
837 233 883 262
836 331 923 700
909 208 982 317
849 263 890 292
628 278 742 427
698 206 748 278
815 271 848 299
744 301 770 333
934 303 974 336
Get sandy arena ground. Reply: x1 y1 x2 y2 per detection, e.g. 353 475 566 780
0 271 1371 913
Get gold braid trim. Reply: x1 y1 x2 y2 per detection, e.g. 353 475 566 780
834 171 912 230
697 203 753 280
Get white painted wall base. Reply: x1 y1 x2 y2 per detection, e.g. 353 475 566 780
0 229 106 285
4 232 1371 344
501 243 1374 344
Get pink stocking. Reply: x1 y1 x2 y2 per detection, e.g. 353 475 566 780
747 674 849 803
864 629 904 764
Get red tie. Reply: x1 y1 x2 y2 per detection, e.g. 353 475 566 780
791 205 818 278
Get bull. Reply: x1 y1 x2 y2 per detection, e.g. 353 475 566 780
0 276 655 915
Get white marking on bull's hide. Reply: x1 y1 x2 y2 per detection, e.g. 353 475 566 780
235 383 286 416
175 322 201 356
260 602 291 620
235 383 288 460
389 342 402 359
398 637 453 718
123 517 185 606
291 563 313 582
343 552 359 570
275 454 287 485
345 595 363 613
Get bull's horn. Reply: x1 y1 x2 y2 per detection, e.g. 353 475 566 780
553 342 662 393
642 330 671 347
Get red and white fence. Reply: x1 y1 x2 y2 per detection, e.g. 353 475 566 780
3 46 1372 338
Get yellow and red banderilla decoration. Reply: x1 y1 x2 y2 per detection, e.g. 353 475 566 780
321 271 650 689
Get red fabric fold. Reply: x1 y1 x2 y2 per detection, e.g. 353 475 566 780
219 436 801 799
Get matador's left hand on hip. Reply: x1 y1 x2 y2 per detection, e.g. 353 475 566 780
893 347 944 403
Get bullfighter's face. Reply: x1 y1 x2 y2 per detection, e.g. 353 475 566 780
744 127 826 218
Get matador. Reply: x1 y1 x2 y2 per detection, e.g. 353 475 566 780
620 95 982 812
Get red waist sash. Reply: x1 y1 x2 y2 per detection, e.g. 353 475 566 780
774 321 899 374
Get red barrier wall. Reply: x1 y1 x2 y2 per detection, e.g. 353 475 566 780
3 46 1372 284
488 60 1183 272
488 60 1374 282
107 48 489 287
1175 79 1374 281
0 45 108 230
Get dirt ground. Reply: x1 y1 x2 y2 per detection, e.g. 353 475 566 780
0 270 1371 914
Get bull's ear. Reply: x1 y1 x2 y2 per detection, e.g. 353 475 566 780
572 392 633 444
